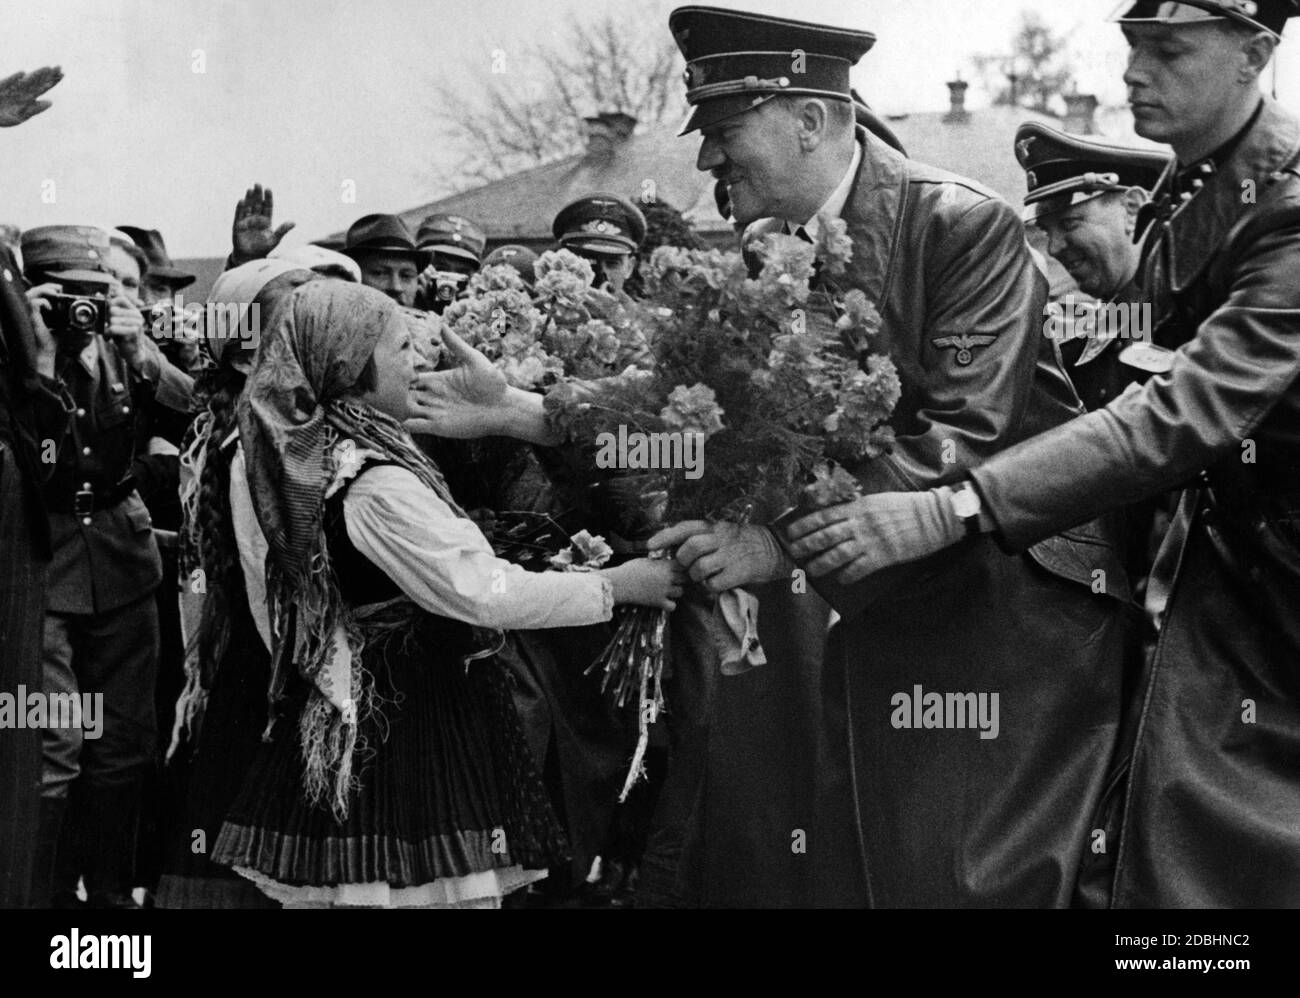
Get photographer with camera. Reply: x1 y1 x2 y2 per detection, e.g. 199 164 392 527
414 213 486 314
24 224 191 909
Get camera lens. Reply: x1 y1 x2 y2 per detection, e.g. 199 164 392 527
68 298 98 331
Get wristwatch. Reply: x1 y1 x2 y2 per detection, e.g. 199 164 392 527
948 481 983 538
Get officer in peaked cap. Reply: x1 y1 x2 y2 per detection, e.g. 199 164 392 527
1016 123 1172 410
648 6 1136 912
1018 123 1170 229
1111 0 1297 37
415 213 487 313
342 213 426 307
670 5 875 137
552 193 646 294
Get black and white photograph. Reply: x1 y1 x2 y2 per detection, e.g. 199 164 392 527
1 0 1298 977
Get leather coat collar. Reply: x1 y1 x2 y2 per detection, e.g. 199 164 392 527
1150 98 1300 294
837 126 909 307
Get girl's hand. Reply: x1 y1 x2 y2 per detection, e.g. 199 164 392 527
601 557 686 612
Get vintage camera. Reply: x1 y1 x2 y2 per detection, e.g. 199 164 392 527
419 265 469 314
431 269 467 304
45 274 113 340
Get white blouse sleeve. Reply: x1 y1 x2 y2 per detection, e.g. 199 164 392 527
229 446 274 653
341 463 614 630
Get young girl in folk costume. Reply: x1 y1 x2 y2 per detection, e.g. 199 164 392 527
159 259 321 908
209 280 682 908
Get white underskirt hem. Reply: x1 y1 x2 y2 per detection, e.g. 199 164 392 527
233 865 547 909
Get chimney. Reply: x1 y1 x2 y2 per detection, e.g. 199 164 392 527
944 78 970 124
583 111 638 162
1063 93 1100 135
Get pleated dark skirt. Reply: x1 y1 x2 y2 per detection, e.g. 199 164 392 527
154 604 280 909
210 615 569 889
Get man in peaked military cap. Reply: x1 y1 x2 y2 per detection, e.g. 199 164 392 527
644 6 1132 909
415 213 487 313
1018 123 1172 410
781 0 1300 906
552 193 646 295
22 224 191 909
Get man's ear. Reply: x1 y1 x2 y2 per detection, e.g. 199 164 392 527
1241 30 1277 81
796 98 830 150
1121 188 1148 237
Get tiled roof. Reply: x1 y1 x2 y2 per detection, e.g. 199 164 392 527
321 121 731 248
884 104 1064 203
322 105 1093 245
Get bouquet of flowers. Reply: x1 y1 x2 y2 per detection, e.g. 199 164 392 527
545 217 900 526
441 249 651 389
543 217 902 798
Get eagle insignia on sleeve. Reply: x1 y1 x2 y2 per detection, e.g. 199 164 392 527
930 333 997 367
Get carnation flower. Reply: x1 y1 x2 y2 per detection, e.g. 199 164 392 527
549 530 614 570
472 263 529 294
803 462 863 508
837 289 884 335
813 215 854 276
535 249 596 307
660 383 725 439
750 234 816 308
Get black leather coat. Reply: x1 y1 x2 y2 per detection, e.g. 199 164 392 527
973 98 1300 907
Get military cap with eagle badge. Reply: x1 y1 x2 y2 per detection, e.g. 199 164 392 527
1015 122 1172 223
669 5 877 135
416 213 487 266
552 193 647 255
1109 0 1299 38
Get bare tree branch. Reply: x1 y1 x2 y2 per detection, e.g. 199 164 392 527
426 3 685 192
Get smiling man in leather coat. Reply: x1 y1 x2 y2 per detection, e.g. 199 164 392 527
646 6 1136 908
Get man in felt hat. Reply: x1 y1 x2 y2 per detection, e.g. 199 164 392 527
780 0 1300 906
552 194 646 295
415 213 486 313
117 226 195 308
22 224 188 908
645 6 1132 908
341 213 426 307
1018 123 1172 411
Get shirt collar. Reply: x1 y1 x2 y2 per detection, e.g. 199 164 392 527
786 141 861 241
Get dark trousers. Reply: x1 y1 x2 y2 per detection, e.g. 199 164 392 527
638 585 830 908
41 595 159 794
0 442 48 908
40 594 158 900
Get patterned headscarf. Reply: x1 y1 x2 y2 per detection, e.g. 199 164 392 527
237 279 478 816
205 258 308 368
